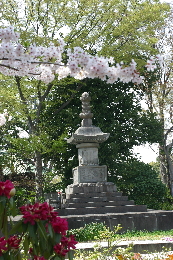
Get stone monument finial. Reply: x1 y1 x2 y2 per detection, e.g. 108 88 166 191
79 92 93 127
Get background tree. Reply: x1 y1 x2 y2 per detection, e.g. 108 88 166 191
0 0 170 200
113 159 171 210
41 78 162 189
141 7 173 195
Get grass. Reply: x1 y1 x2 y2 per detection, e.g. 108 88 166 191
114 229 173 241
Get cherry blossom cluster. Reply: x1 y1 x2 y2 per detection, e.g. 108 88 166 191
0 109 12 127
0 236 20 256
145 54 164 71
0 113 6 127
0 26 146 85
0 180 16 198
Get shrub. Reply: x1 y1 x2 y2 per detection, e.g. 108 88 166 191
0 180 77 260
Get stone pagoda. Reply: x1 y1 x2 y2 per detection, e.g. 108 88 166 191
67 92 109 184
58 92 147 226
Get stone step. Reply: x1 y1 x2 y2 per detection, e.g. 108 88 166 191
65 191 123 199
58 205 147 215
63 200 135 208
63 195 129 203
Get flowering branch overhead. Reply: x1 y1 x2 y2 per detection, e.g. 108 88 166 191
0 26 147 84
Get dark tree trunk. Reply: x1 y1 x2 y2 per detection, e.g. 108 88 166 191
35 151 43 200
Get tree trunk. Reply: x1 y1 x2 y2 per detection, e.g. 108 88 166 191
35 151 43 200
164 142 173 195
159 146 169 186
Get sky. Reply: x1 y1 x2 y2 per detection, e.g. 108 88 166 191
133 143 159 163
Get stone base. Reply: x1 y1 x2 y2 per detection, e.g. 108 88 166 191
60 182 147 214
59 211 173 233
73 165 107 184
65 182 117 195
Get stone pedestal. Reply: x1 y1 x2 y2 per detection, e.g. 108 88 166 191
73 166 107 184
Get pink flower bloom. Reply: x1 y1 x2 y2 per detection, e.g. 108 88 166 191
51 217 68 235
53 235 77 257
0 180 15 198
61 235 78 249
28 256 47 260
7 235 20 250
20 202 58 225
0 237 7 256
53 243 69 257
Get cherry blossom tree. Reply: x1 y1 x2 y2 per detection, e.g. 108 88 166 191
0 26 161 198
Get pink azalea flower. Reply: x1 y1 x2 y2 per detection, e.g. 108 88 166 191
20 202 58 225
50 217 68 235
0 180 15 198
7 235 20 250
53 243 69 257
61 235 78 249
0 237 7 256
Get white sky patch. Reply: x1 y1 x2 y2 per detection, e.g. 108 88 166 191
133 143 159 163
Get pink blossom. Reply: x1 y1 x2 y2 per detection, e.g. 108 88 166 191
53 243 69 257
28 255 47 260
20 202 58 225
53 235 77 257
0 113 6 126
145 59 157 71
7 235 20 250
51 217 68 235
60 235 78 249
0 237 7 256
0 180 15 198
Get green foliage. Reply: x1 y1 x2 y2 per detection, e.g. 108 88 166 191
73 224 136 260
0 183 76 260
110 159 170 210
68 222 110 242
43 170 64 194
42 78 163 188
15 187 36 208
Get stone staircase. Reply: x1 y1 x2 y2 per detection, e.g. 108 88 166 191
58 182 147 216
43 183 173 233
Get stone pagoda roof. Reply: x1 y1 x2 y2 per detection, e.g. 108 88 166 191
67 92 110 145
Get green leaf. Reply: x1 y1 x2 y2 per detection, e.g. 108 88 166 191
68 250 74 260
2 208 8 238
37 221 47 241
2 251 11 260
9 219 23 235
54 256 61 260
23 236 29 255
0 196 7 204
28 223 37 242
54 233 61 244
9 198 18 217
47 223 54 239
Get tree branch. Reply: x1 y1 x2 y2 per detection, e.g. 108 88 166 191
54 82 83 115
15 76 34 131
